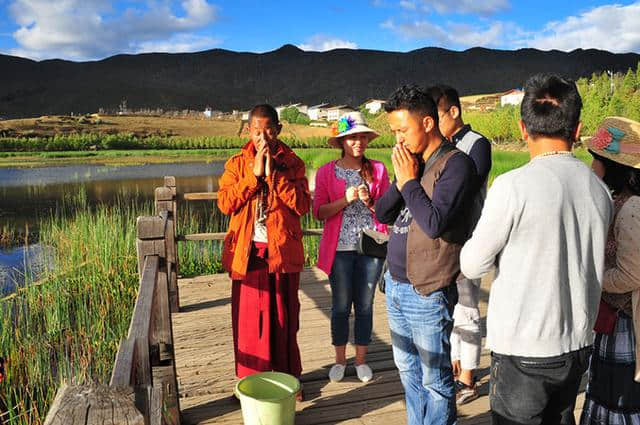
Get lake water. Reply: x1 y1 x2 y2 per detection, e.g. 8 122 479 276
0 161 226 294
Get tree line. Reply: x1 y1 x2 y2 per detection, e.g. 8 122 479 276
464 63 640 144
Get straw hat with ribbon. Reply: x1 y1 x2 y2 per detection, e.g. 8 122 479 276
327 111 379 148
588 116 640 168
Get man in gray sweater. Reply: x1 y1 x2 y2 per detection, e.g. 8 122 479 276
460 74 612 425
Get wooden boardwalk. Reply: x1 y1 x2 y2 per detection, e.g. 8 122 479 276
173 268 586 424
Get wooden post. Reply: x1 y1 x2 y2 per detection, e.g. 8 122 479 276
151 366 181 425
165 216 179 312
44 385 144 425
136 216 166 277
129 254 160 419
163 176 177 236
156 182 180 312
110 337 136 388
164 177 179 311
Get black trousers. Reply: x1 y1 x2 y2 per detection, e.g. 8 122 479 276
490 347 591 425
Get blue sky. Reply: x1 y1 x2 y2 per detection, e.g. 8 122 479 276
1 0 639 61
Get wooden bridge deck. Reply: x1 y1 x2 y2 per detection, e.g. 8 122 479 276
172 268 586 424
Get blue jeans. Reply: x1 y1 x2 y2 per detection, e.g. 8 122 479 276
385 271 457 425
329 251 384 346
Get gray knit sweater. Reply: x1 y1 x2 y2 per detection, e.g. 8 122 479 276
460 154 613 357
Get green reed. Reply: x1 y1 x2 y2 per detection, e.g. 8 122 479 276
0 134 399 153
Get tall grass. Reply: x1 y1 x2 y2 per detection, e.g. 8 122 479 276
0 134 399 153
0 194 144 424
0 191 323 424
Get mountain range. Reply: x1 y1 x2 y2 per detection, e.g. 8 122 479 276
1 45 639 119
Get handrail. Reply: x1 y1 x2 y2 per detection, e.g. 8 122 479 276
46 175 327 424
45 188 181 424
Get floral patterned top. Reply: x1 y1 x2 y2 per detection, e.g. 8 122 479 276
334 164 375 251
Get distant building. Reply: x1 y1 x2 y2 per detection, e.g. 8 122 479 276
327 105 356 121
293 103 308 115
241 111 250 121
204 107 212 118
363 99 386 114
500 89 525 107
308 103 332 120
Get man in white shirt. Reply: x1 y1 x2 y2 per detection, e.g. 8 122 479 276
460 74 612 425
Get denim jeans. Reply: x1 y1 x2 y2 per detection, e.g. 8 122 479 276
329 251 384 346
385 271 457 425
490 347 592 425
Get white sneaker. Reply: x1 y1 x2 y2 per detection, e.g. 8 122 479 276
355 363 373 383
328 363 346 382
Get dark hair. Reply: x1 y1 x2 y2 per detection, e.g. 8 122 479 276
426 85 461 116
384 84 438 126
591 151 640 196
521 74 582 143
248 104 279 125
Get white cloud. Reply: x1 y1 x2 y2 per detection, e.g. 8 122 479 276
135 34 222 54
7 0 219 60
519 2 640 53
298 35 357 51
399 1 417 10
414 0 509 15
382 18 518 49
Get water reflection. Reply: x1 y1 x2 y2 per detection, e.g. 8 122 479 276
0 162 225 229
0 244 52 296
0 161 226 293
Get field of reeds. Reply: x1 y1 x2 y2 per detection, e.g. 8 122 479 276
0 133 402 153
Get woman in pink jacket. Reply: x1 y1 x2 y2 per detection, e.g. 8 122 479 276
314 112 390 383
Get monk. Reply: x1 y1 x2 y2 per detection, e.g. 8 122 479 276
217 104 311 386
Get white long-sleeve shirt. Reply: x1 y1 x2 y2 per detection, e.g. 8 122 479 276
460 153 613 357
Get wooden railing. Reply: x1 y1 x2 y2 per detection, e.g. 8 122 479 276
45 175 321 425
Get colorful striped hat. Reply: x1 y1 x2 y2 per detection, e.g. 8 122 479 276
588 116 640 169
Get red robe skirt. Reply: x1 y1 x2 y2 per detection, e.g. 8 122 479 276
231 242 302 378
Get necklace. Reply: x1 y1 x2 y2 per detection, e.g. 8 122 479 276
538 150 574 158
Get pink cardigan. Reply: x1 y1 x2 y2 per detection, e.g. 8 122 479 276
313 159 390 275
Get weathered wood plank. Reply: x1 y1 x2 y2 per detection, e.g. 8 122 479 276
164 176 177 189
151 267 171 353
169 268 528 424
181 192 218 201
137 240 166 277
129 255 159 390
178 232 226 241
168 262 179 313
44 385 144 425
137 216 167 240
155 187 174 202
165 216 177 264
153 365 181 425
110 337 136 388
